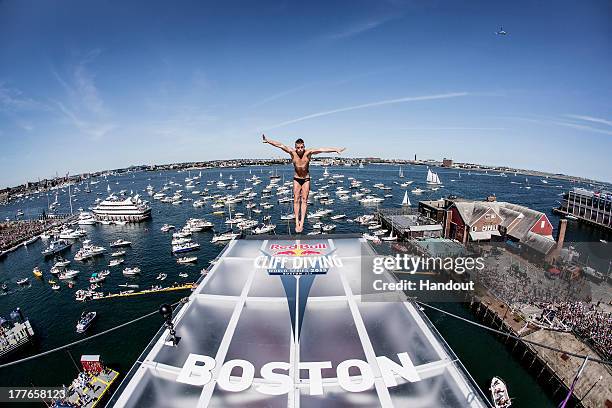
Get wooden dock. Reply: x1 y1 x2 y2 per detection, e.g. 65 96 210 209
93 283 196 300
470 296 612 408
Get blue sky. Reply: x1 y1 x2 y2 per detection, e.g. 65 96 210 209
0 0 610 187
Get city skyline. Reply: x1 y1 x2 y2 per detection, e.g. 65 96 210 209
1 0 610 187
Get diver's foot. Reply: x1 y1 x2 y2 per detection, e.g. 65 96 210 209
295 223 303 233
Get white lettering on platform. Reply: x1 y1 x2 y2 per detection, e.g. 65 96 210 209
177 352 421 395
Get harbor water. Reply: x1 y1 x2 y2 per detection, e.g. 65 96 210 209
0 164 610 407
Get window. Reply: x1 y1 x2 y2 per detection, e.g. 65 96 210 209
540 220 545 229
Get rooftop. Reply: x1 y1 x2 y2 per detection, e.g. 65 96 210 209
108 235 486 407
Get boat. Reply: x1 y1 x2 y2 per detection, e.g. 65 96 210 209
253 223 276 235
76 311 97 333
177 256 198 264
23 235 39 246
51 284 60 290
156 273 167 281
17 277 29 285
33 267 43 278
330 214 346 220
53 257 71 268
118 284 139 288
322 224 336 232
109 258 124 267
426 168 442 185
42 239 72 257
77 211 97 225
211 231 240 243
411 187 425 194
91 194 152 222
58 270 80 280
489 377 511 408
401 191 412 206
74 243 106 261
362 233 381 243
398 167 404 178
172 241 201 253
111 250 126 257
110 239 132 248
122 267 141 276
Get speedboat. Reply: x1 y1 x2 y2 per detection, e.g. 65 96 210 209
110 239 132 248
211 231 240 243
109 258 124 267
490 377 511 408
253 224 276 235
122 267 141 276
76 311 97 333
161 224 176 232
156 273 167 281
178 272 189 278
33 267 43 278
172 241 201 253
53 257 71 268
42 239 72 257
111 250 126 257
58 270 80 280
17 277 29 285
177 256 197 264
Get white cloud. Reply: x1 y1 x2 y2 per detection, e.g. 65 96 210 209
263 92 469 130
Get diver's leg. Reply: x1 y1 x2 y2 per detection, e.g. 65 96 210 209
293 179 301 232
298 180 310 232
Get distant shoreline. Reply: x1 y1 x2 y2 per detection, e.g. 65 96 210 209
1 157 609 202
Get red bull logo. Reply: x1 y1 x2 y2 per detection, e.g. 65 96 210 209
270 243 327 257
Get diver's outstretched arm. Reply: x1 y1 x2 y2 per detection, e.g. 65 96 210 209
308 147 346 155
262 134 293 155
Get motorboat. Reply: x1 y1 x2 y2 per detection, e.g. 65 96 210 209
58 270 80 280
156 273 167 281
253 224 276 235
172 241 201 253
490 377 511 408
109 258 124 267
33 267 43 278
42 239 72 257
17 277 29 285
177 256 197 264
76 311 97 333
122 267 141 276
110 239 132 248
111 250 126 257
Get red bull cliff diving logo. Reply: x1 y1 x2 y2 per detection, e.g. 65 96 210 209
254 242 342 275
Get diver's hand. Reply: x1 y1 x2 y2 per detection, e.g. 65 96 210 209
262 134 268 143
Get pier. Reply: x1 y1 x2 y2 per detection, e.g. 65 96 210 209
92 283 196 300
469 295 612 408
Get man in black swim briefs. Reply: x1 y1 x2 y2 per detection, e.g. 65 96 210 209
262 134 346 233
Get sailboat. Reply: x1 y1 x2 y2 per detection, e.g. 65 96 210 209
426 168 442 185
359 162 364 169
323 167 330 177
402 191 411 206
398 167 404 178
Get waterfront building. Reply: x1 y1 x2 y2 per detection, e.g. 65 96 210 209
554 187 612 231
419 197 562 259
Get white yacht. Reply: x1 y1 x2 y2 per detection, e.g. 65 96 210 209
92 194 151 222
77 211 97 225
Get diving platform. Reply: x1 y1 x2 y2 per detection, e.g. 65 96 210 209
107 235 487 407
